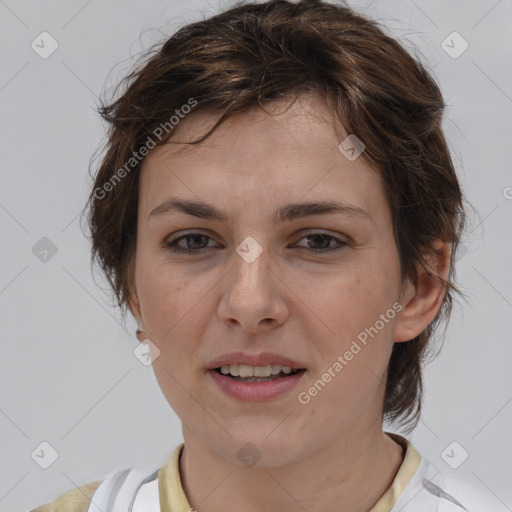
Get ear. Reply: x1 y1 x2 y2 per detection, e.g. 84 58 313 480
394 240 451 343
126 263 146 344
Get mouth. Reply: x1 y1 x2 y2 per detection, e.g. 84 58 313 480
208 364 307 401
212 364 306 382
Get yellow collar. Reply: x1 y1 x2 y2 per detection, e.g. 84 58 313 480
158 433 422 512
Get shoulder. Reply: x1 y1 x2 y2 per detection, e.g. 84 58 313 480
432 470 497 512
28 463 159 512
406 455 496 512
28 479 105 512
29 464 163 512
389 435 496 512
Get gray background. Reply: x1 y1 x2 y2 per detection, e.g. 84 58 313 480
1 0 511 510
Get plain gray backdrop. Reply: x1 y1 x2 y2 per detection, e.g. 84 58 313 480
1 0 511 510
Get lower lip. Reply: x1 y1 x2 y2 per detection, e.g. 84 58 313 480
208 369 307 401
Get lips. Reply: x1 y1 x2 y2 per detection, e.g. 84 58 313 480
209 365 307 401
207 351 306 371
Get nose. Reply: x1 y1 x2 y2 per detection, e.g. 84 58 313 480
217 244 289 334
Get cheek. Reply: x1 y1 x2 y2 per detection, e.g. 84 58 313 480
139 258 195 313
308 255 398 363
137 265 194 350
300 269 369 337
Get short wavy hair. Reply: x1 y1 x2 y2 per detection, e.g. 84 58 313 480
83 0 467 433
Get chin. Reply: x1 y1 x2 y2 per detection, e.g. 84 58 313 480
215 427 306 468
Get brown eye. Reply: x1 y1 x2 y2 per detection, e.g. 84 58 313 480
294 232 347 254
166 233 215 254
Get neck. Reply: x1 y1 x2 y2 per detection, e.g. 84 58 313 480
179 424 405 512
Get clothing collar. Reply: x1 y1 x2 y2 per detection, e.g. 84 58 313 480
157 432 422 512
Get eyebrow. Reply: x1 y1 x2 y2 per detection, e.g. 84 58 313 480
148 198 373 225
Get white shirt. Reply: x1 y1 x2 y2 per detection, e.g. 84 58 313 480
86 454 495 512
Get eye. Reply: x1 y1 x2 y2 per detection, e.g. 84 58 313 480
293 231 348 254
164 230 348 256
165 232 218 255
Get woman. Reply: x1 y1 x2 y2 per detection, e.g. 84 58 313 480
30 0 491 510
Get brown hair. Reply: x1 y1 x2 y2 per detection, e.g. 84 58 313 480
83 0 467 433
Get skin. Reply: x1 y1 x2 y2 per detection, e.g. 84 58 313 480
128 92 450 512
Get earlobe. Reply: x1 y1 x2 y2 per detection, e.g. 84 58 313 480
135 322 147 344
393 241 451 343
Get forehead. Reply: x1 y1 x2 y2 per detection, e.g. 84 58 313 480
138 93 389 225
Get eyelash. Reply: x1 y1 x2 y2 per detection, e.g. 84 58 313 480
165 231 348 255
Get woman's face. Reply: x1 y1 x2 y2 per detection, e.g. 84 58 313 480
130 93 410 466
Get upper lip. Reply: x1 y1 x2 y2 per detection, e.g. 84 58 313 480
207 351 306 370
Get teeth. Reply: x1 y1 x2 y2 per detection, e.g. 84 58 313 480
219 364 299 378
239 365 254 378
254 365 272 377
